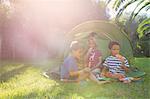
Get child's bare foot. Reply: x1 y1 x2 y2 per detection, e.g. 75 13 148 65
42 72 49 78
123 80 131 83
120 77 131 83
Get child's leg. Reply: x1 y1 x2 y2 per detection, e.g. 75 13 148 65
105 72 131 83
105 72 125 79
92 68 101 74
78 69 110 84
88 72 99 83
112 73 125 79
88 72 110 84
78 69 90 81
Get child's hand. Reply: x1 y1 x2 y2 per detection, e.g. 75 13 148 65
100 72 105 77
83 67 91 72
116 54 125 63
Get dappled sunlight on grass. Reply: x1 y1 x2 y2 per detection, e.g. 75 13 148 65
0 64 24 75
0 58 150 99
0 66 62 98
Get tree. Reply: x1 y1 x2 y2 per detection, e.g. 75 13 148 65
94 0 150 57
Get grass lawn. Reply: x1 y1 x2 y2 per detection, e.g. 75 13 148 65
0 58 150 99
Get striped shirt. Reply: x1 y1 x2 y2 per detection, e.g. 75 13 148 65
103 56 129 74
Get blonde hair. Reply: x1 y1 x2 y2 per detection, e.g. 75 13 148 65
70 41 81 51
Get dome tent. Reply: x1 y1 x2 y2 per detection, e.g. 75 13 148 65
44 20 134 80
65 20 133 59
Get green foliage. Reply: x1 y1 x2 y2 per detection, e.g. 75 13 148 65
132 2 150 21
128 0 145 22
138 36 150 57
133 18 150 57
112 0 121 10
116 1 135 20
137 18 150 38
98 0 150 57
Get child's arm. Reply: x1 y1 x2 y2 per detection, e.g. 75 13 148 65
90 57 102 71
101 66 108 76
84 55 89 67
69 71 80 77
116 54 130 72
101 58 109 76
69 67 91 77
120 62 130 72
84 48 92 67
61 71 83 83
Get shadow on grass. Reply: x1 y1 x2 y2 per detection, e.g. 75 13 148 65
0 65 30 82
1 58 149 99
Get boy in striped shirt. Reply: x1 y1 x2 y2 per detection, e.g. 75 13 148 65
102 41 130 83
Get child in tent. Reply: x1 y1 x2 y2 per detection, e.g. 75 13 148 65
85 33 103 80
102 41 132 83
60 41 107 84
